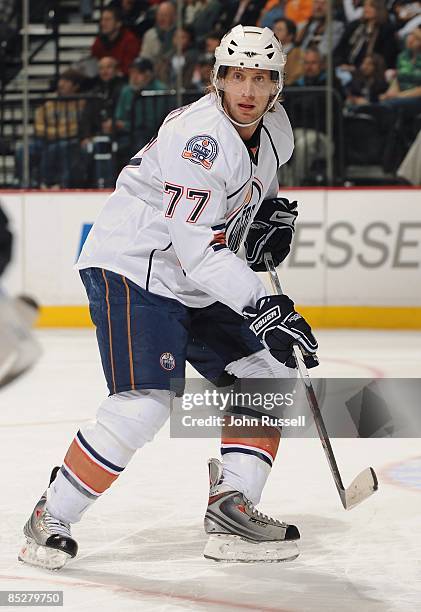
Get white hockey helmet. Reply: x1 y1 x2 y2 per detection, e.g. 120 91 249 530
212 25 287 127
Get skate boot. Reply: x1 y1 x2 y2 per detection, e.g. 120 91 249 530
18 467 78 570
203 458 300 562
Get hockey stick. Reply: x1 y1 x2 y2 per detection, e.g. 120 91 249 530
264 252 378 510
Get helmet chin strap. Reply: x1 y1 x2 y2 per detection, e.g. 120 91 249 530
214 88 280 129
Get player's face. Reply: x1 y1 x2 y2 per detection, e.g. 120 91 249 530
221 67 276 125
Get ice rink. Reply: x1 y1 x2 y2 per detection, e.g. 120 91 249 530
1 329 420 612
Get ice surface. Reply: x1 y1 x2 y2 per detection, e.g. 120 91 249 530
0 330 420 612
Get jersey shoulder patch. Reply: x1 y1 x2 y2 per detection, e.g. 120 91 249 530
181 135 219 170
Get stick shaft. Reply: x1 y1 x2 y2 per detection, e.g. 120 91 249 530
263 253 347 504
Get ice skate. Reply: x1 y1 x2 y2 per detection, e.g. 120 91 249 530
18 467 77 570
203 458 300 562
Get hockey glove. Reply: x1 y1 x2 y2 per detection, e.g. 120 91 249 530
244 295 319 368
244 197 297 272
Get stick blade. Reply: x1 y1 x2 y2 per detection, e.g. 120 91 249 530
343 467 378 510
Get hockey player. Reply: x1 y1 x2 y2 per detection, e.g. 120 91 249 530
19 25 318 567
0 204 41 388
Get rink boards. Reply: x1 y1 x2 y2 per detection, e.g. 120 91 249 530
1 187 420 328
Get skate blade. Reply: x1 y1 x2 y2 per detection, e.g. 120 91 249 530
203 534 299 563
18 539 71 571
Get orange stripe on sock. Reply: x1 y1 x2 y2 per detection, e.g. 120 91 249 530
222 423 281 461
122 276 135 390
64 439 119 494
102 269 116 394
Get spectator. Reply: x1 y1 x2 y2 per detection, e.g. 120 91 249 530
107 0 154 39
192 30 220 76
91 6 141 76
260 0 313 30
79 57 125 187
186 1 223 43
80 0 94 22
113 58 167 165
140 1 176 65
285 0 314 26
392 1 421 42
346 53 388 104
354 28 421 172
260 0 285 29
293 47 344 93
272 17 304 86
296 0 345 56
215 0 263 32
191 53 214 91
335 0 399 77
34 70 85 188
80 57 125 142
156 26 198 88
204 30 221 56
184 0 208 25
341 0 364 23
287 48 344 185
379 26 421 105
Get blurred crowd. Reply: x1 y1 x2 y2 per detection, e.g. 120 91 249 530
13 0 421 187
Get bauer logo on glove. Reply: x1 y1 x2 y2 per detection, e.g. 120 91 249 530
244 295 318 369
249 305 281 334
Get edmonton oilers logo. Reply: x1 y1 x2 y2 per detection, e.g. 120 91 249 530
182 135 219 170
160 352 176 371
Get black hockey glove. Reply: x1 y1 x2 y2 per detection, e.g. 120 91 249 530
244 197 297 272
243 295 319 368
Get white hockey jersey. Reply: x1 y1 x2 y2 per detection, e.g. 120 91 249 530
76 94 294 314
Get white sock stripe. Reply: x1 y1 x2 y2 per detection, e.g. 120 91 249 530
221 443 274 462
62 463 101 497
